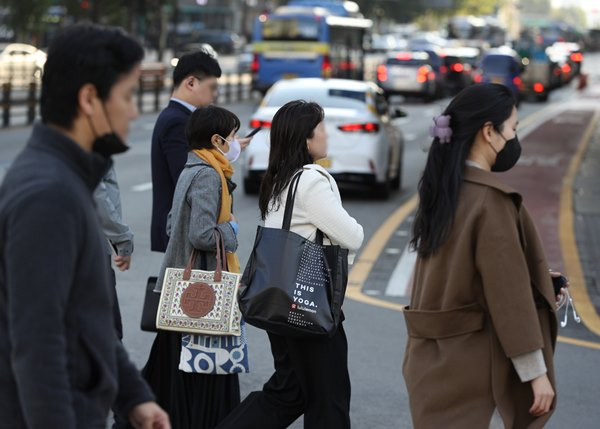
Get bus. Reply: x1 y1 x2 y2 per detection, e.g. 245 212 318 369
447 16 506 49
250 0 372 93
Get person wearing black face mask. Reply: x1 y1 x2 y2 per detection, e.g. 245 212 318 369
0 24 170 429
404 84 559 429
489 132 522 172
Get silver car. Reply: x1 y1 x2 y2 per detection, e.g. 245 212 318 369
376 51 438 102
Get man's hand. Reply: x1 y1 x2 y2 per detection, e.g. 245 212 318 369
529 374 554 416
129 401 170 429
114 255 131 272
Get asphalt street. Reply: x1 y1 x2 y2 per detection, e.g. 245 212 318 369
0 54 599 428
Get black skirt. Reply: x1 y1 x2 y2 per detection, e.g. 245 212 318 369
116 330 240 429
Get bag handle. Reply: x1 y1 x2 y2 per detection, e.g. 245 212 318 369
282 170 303 231
183 229 224 282
282 170 328 244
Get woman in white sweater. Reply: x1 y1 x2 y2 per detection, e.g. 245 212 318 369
217 100 363 429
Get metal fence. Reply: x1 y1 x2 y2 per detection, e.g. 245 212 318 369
0 69 256 128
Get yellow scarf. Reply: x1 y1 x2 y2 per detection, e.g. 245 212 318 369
192 148 240 273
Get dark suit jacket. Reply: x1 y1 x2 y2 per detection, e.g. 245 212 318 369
0 123 153 428
150 100 192 252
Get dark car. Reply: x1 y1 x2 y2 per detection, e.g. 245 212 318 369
474 48 523 100
441 47 479 94
196 30 243 55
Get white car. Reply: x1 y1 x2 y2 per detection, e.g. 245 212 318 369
242 78 406 198
0 43 47 87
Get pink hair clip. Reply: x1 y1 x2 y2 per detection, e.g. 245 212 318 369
429 115 453 144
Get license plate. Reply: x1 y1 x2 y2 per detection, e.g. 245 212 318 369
282 73 297 79
491 77 504 84
316 158 332 168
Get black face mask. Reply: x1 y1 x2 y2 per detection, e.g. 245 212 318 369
491 135 521 172
92 132 129 158
88 104 129 158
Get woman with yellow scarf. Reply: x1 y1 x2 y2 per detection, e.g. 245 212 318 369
136 106 247 429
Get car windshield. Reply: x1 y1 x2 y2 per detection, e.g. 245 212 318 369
482 55 517 73
265 86 366 109
386 58 427 66
262 18 320 41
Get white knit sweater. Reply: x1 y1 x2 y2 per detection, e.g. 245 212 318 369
264 164 364 260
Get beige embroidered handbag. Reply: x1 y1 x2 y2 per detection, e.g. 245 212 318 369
156 230 242 336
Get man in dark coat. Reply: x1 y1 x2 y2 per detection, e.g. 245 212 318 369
150 51 222 252
0 25 170 429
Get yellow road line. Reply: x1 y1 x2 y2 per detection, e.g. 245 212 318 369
557 335 600 350
345 194 417 311
559 109 600 337
346 109 600 350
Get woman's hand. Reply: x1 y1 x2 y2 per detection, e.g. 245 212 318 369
529 374 554 416
237 136 252 150
549 270 570 302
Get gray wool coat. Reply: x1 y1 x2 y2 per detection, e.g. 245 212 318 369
155 152 238 291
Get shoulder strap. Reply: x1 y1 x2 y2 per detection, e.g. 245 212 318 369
282 171 303 231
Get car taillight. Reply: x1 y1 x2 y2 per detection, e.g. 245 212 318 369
417 66 429 83
322 55 332 77
249 119 271 128
473 73 482 83
338 123 380 133
377 65 388 82
451 63 464 73
562 64 571 74
251 54 259 74
570 52 583 62
440 65 448 74
513 76 522 87
533 82 544 93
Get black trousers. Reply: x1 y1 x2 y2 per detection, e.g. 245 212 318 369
216 324 351 429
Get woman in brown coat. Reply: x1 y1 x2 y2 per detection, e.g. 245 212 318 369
403 83 558 429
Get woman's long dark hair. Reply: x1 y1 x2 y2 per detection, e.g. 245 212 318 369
259 100 324 220
410 83 516 257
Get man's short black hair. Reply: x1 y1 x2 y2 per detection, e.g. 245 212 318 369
186 105 240 150
173 50 221 88
40 24 144 129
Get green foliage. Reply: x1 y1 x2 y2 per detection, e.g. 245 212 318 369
551 6 587 30
454 0 498 16
3 0 52 39
520 0 552 15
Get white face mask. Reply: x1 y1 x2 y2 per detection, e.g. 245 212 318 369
217 135 241 163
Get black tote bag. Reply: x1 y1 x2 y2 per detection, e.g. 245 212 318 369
238 171 349 337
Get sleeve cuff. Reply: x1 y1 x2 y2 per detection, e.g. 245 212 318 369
511 349 547 382
114 240 134 256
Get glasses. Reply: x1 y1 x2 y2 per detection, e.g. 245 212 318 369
556 288 581 327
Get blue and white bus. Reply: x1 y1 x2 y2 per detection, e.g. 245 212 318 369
250 0 372 93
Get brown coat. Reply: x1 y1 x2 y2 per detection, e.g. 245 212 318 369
403 166 557 429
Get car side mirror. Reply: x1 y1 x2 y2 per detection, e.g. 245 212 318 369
391 108 408 118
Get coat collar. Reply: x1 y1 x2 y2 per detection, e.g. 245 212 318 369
463 165 522 207
184 152 237 193
28 122 111 191
168 99 193 116
185 151 209 167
